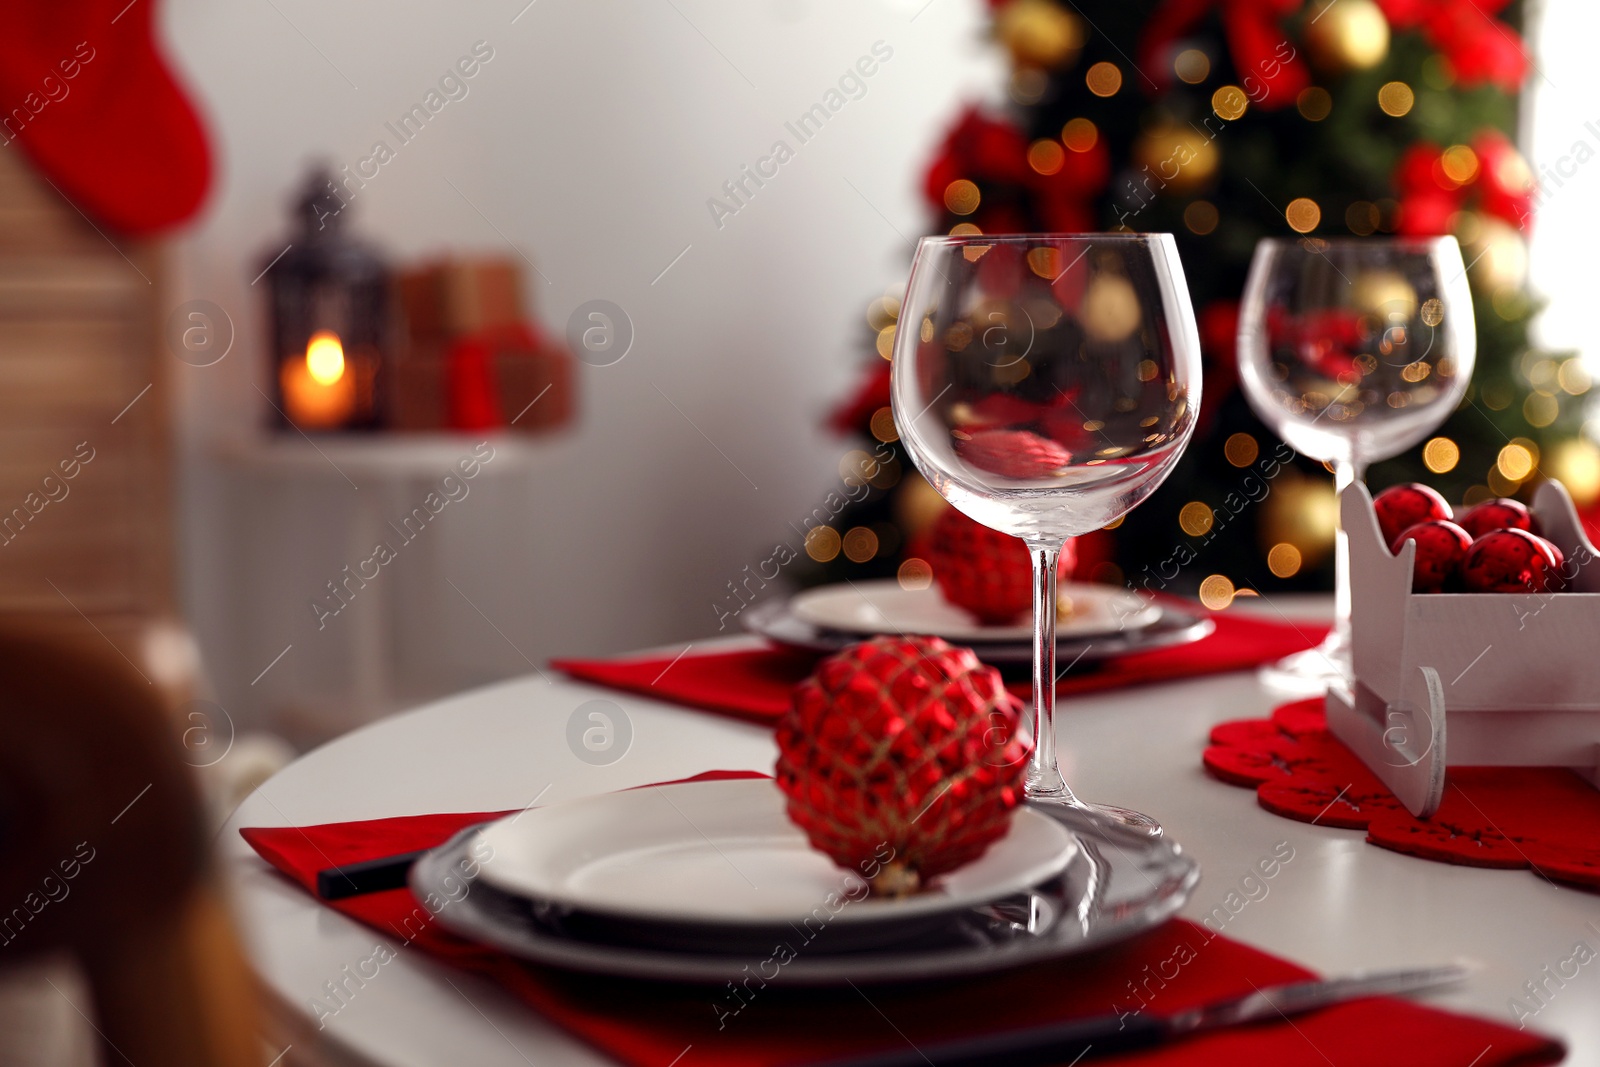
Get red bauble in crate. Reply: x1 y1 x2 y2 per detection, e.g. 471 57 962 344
1390 520 1473 593
925 507 1075 625
1372 483 1453 546
1458 497 1537 539
1461 529 1563 593
774 635 1029 896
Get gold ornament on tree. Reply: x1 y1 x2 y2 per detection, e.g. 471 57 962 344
1259 473 1338 567
995 0 1084 69
1458 214 1529 294
1304 0 1390 73
1349 269 1418 322
1550 438 1600 508
892 472 950 540
1081 274 1143 341
1132 123 1219 195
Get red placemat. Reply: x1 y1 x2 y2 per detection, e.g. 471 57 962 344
1204 699 1600 892
552 609 1329 725
242 792 1562 1067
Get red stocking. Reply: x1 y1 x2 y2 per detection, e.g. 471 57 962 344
0 0 212 235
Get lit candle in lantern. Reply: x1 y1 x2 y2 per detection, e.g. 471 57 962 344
280 329 357 429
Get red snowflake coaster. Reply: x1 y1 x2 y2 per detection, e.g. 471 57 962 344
1204 700 1600 891
775 635 1029 896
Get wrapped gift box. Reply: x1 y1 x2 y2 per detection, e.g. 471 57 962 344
391 257 574 434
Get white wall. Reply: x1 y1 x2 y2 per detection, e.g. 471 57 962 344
1526 0 1600 371
160 0 1003 726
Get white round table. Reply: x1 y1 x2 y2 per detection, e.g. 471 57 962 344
222 632 1600 1067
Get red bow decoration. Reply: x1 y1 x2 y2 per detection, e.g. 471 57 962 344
1393 131 1535 234
1137 0 1309 109
921 105 1110 234
826 361 891 437
1196 299 1241 434
1374 0 1528 90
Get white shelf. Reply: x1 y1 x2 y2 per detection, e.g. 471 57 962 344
216 430 573 480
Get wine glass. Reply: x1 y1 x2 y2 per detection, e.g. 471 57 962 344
891 234 1202 838
1237 236 1476 691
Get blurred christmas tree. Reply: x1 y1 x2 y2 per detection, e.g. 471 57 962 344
819 0 1598 600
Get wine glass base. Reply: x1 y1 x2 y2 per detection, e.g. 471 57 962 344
1086 803 1163 839
1258 631 1351 698
1027 793 1164 841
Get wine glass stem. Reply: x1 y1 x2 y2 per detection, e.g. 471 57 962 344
1025 541 1073 801
1331 457 1368 658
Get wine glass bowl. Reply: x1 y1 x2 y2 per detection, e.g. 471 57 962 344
1239 237 1475 467
1237 236 1476 690
892 234 1203 836
895 236 1201 543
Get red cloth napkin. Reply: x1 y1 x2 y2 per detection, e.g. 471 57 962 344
552 610 1330 725
241 787 1563 1067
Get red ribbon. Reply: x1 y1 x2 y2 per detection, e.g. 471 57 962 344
444 322 544 430
1138 0 1309 109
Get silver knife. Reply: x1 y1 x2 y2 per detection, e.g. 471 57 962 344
817 963 1467 1067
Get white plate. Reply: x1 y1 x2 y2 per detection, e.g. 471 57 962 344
418 806 1201 985
744 598 1216 667
472 779 1076 927
789 579 1161 642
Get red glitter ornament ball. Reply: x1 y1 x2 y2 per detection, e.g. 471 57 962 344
775 635 1030 896
1372 483 1452 546
955 429 1073 480
925 507 1075 625
1457 498 1537 539
1390 520 1473 593
1460 529 1563 593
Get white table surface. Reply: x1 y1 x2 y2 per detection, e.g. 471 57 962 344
222 619 1600 1067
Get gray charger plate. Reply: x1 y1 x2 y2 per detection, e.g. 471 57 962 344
743 597 1215 667
413 807 1200 986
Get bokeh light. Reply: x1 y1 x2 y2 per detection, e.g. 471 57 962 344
1286 198 1322 233
1345 201 1379 235
1267 543 1303 578
944 179 981 215
1297 87 1332 121
1184 200 1219 235
1523 392 1558 427
1211 85 1248 120
1028 139 1066 175
897 557 933 590
1423 436 1459 473
1558 359 1592 395
805 526 840 562
1175 49 1210 84
1224 432 1259 467
1179 501 1215 537
1086 61 1123 96
1440 144 1480 184
1496 441 1536 482
842 526 880 563
1061 117 1098 152
1199 574 1235 610
1377 81 1414 116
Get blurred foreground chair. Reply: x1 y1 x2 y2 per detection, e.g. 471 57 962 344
0 92 268 1067
0 626 262 1067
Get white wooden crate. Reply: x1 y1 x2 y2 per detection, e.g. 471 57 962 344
1325 481 1600 817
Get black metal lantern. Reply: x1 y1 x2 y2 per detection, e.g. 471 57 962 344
260 168 390 431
